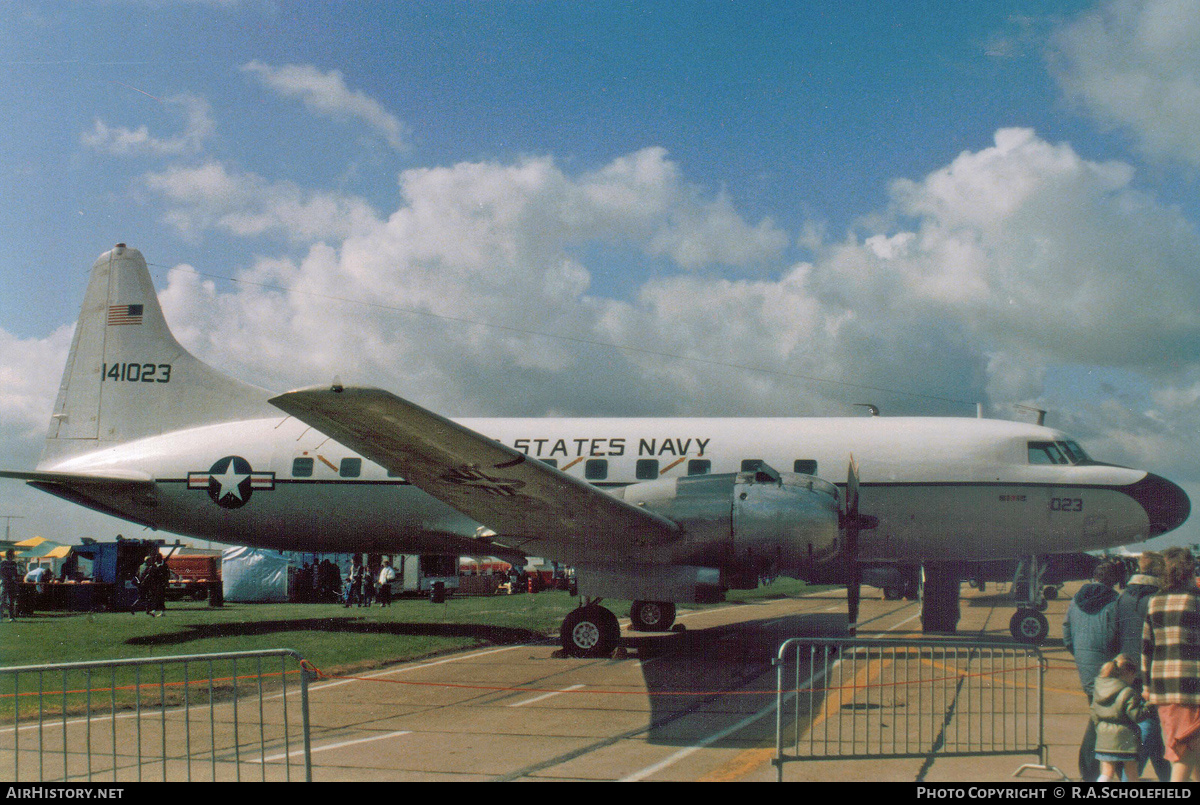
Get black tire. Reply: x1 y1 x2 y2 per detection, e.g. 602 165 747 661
561 605 620 657
1009 608 1048 643
629 601 676 632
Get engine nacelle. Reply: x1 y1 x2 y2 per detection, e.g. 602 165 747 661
727 467 842 585
579 467 841 603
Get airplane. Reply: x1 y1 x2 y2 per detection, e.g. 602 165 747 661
0 245 1191 654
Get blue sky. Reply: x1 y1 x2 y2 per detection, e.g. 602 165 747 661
2 0 1199 550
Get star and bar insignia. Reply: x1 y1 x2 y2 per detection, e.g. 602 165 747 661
188 456 275 509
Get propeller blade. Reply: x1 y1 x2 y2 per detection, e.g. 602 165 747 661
846 456 861 636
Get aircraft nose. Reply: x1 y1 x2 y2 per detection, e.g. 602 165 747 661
1123 473 1191 537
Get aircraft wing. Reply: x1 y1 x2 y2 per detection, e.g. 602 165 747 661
269 385 681 560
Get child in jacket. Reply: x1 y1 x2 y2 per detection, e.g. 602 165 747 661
1092 655 1150 782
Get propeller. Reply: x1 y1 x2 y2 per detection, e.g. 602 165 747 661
845 456 861 636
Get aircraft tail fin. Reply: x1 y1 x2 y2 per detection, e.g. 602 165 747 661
41 244 273 466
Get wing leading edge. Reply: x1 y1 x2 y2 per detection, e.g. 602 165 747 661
268 386 680 561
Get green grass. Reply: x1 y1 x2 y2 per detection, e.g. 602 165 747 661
0 592 581 673
1 578 820 671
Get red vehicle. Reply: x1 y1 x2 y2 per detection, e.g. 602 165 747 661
165 554 221 601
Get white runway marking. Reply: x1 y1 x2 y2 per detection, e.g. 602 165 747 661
253 730 412 763
507 684 585 707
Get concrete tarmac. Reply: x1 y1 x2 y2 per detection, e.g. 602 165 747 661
3 582 1109 783
293 582 1096 782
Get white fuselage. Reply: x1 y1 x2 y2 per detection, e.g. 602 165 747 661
44 413 1163 564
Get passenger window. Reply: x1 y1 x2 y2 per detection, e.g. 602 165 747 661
340 458 362 477
793 459 818 475
585 459 608 480
1028 442 1067 465
687 459 711 475
292 457 314 477
636 459 659 480
741 459 764 472
540 458 558 469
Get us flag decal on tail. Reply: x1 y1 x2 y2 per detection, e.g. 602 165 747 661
107 304 144 326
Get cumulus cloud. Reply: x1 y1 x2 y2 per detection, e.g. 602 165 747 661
241 61 412 152
143 161 381 242
133 131 1200 431
10 130 1200 500
811 129 1200 371
81 94 215 157
136 149 797 418
0 323 74 499
1050 0 1200 167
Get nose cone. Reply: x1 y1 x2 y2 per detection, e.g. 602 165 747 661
1123 473 1191 537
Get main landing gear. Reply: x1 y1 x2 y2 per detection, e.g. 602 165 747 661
629 600 676 632
560 599 680 657
560 602 621 658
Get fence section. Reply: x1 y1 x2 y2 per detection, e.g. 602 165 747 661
1 649 312 783
772 638 1066 781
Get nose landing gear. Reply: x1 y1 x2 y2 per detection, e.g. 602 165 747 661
1008 555 1050 644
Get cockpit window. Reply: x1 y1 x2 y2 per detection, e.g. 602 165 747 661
1028 440 1094 465
1058 440 1093 464
1028 441 1068 465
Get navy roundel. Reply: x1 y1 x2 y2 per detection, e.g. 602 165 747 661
206 455 256 509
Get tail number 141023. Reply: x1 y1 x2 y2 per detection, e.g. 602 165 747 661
102 362 172 383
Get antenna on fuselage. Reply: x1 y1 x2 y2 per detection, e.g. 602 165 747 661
1015 405 1047 426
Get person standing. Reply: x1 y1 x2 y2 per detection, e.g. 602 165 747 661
1115 551 1170 780
377 559 395 607
0 550 19 622
345 556 363 608
1064 559 1123 780
132 551 155 615
361 562 375 608
1142 546 1200 783
150 554 170 617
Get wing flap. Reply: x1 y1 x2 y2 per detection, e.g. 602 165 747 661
269 386 680 559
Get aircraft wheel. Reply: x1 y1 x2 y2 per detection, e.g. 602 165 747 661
561 605 620 657
1009 608 1049 644
1042 585 1059 601
630 601 676 632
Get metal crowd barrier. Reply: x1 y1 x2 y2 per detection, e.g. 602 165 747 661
0 649 312 782
772 638 1066 782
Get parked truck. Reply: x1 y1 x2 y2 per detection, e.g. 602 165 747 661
164 553 221 601
392 555 459 597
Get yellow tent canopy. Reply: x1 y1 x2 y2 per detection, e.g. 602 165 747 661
15 536 48 548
